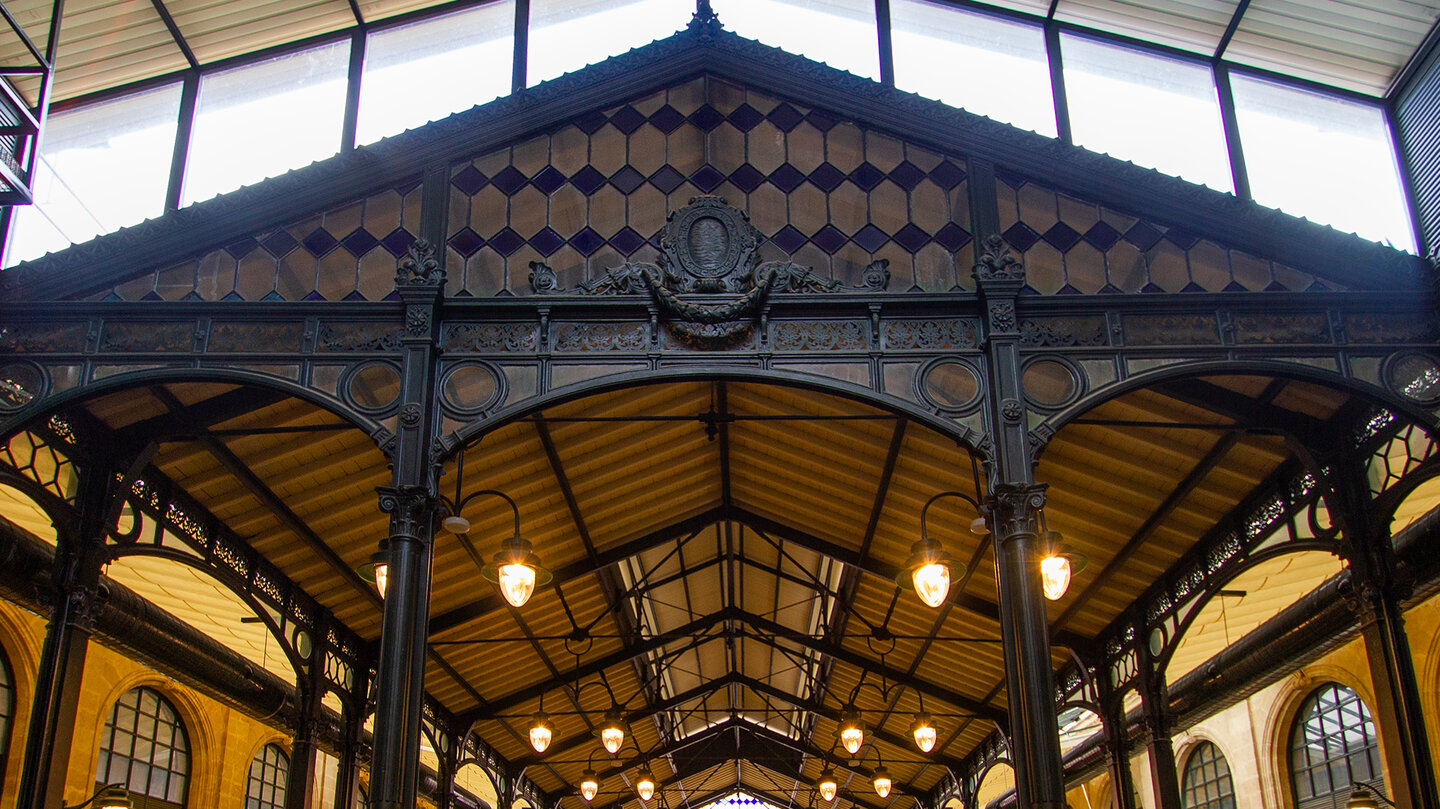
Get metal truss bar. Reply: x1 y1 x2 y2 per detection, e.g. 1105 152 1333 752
113 387 289 451
149 0 199 70
1213 0 1252 61
717 383 732 507
1152 379 1328 446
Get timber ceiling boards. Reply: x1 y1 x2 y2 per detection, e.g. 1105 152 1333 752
6 0 1437 109
1 370 1386 809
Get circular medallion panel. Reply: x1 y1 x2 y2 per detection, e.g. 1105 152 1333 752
442 363 502 416
1387 352 1440 405
920 360 981 412
1022 359 1080 408
345 362 402 412
0 362 45 412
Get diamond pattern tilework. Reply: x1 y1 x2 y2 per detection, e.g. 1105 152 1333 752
649 166 685 194
1003 223 1041 253
530 227 565 256
728 164 765 193
225 237 259 259
609 166 646 194
570 166 607 195
850 162 885 191
690 165 726 192
853 225 889 253
808 163 845 192
382 228 415 257
571 227 605 255
575 110 609 134
1165 227 1200 250
649 104 686 134
890 161 926 191
769 164 805 193
610 106 647 134
452 165 488 195
771 225 807 254
728 104 764 132
1124 222 1164 251
488 228 525 256
449 228 485 258
342 229 380 256
929 161 966 189
690 105 726 131
767 103 805 132
1042 223 1082 252
610 227 646 255
1082 221 1121 251
810 225 848 254
892 224 930 253
933 223 972 252
262 231 298 258
531 167 567 195
490 166 528 195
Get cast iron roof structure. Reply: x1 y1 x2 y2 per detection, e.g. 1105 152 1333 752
0 11 1438 809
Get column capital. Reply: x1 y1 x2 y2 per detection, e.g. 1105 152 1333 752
988 482 1048 539
377 485 435 542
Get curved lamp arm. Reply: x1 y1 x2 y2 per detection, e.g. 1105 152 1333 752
446 489 521 536
1346 782 1396 809
919 491 983 541
63 785 132 809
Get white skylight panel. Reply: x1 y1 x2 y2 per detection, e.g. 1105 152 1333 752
527 0 694 87
712 0 881 81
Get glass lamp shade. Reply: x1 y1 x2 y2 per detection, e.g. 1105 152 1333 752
872 767 892 799
480 536 552 608
839 706 864 755
910 713 937 753
1040 554 1071 600
580 771 600 802
528 712 553 753
635 768 656 802
912 563 950 608
357 547 389 598
818 771 839 803
897 539 962 608
599 709 626 754
373 561 389 599
95 787 134 809
1346 788 1380 809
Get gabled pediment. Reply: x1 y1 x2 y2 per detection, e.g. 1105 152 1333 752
0 20 1425 303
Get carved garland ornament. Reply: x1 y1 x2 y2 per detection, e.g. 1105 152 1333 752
530 196 890 345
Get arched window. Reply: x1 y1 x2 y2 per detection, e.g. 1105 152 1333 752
1182 741 1236 809
1290 683 1384 809
96 687 190 809
245 744 289 809
0 642 13 783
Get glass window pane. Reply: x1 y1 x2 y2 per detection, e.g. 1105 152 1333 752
1061 34 1231 191
711 0 879 81
3 83 181 267
527 0 694 87
183 40 351 206
358 2 515 145
891 0 1055 136
1231 74 1416 253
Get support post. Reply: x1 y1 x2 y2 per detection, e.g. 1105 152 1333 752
285 617 327 809
975 233 1066 809
1136 652 1181 809
14 461 111 809
1334 460 1439 809
369 175 448 809
1097 669 1137 809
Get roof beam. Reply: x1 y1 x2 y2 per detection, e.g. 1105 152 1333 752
148 0 199 70
113 387 290 452
1151 379 1328 446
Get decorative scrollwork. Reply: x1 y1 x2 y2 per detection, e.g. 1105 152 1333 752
1000 398 1023 422
396 239 444 287
990 482 1047 538
442 323 538 352
988 300 1016 333
1019 317 1108 347
972 234 1023 282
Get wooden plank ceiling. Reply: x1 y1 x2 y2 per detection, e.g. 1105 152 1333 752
24 370 1378 809
0 0 1433 106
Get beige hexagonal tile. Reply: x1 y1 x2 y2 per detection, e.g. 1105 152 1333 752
1063 244 1106 294
509 186 548 238
668 124 705 175
469 186 510 238
1017 183 1058 230
590 124 627 176
787 123 824 174
512 136 549 177
747 183 787 236
628 126 667 175
628 184 668 238
708 123 744 174
362 191 403 237
788 183 828 237
868 180 909 236
910 180 947 235
589 185 627 238
551 126 589 175
865 132 903 172
828 181 867 235
747 122 786 174
1187 241 1230 292
550 185 587 238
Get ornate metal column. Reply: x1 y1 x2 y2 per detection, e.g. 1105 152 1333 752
334 669 370 809
369 216 446 809
1096 667 1137 809
1135 645 1180 809
286 616 327 809
1334 460 1439 809
976 234 1066 809
15 461 112 809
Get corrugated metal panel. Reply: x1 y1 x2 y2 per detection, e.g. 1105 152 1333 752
1398 39 1440 253
1054 0 1238 54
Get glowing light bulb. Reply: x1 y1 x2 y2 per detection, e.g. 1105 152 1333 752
528 713 552 753
498 562 537 607
581 771 600 802
1041 554 1072 601
872 768 892 799
911 714 937 753
636 770 655 802
841 726 864 756
912 562 950 608
373 562 388 599
818 772 838 803
601 725 624 755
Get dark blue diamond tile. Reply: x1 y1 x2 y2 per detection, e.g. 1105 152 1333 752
1180 281 1207 293
804 110 838 131
609 226 645 255
304 290 327 301
1057 284 1082 295
140 290 164 301
649 104 686 134
892 223 931 252
575 110 609 134
569 166 607 195
1042 222 1082 252
610 105 647 134
890 161 927 191
994 167 1028 188
1141 282 1166 293
807 163 845 192
933 223 972 252
570 227 605 255
381 228 415 257
771 225 807 253
727 103 764 132
1165 227 1200 250
1003 223 1041 253
689 105 726 131
340 290 366 301
850 162 885 191
853 224 890 253
261 290 285 301
451 165 488 195
810 224 848 254
649 165 686 193
1082 221 1122 251
488 227 525 256
302 228 340 257
342 228 380 256
929 161 967 189
224 237 259 258
767 103 805 132
729 164 766 193
769 163 805 193
448 228 484 258
609 166 646 194
690 165 726 192
490 166 528 195
531 166 567 195
530 227 565 256
261 230 298 257
1124 222 1164 251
